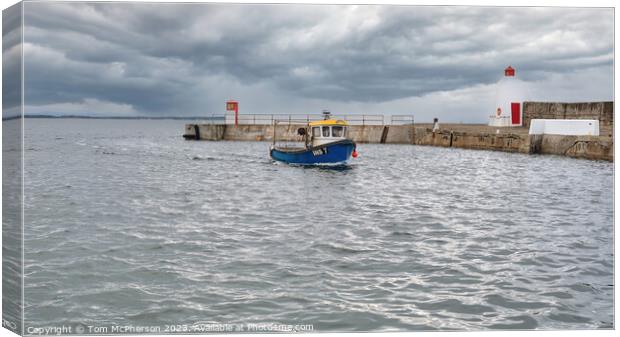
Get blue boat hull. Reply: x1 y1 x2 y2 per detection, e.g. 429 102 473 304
270 139 356 165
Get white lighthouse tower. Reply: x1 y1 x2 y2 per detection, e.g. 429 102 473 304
489 66 527 127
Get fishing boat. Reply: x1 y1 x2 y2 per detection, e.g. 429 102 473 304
270 114 358 165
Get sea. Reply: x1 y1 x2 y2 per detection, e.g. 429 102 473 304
12 118 615 332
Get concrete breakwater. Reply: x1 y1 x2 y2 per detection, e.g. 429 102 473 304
523 101 613 131
183 123 613 161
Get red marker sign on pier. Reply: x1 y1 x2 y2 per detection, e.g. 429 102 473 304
226 100 239 126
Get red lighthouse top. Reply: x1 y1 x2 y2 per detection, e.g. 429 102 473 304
504 66 515 77
226 100 238 111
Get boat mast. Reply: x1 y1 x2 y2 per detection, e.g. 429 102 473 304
322 109 331 120
272 120 277 146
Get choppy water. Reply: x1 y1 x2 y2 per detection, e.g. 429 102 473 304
21 119 613 332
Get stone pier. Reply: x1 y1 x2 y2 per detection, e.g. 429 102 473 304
183 123 613 162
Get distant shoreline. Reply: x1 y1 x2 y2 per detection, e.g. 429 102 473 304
3 115 224 121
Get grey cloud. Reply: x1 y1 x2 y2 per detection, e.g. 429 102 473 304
18 2 614 116
3 2 22 116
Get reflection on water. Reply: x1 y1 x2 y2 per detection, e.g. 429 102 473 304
23 119 613 332
298 163 354 171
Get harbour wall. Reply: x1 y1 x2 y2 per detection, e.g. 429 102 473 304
184 124 613 161
523 101 613 133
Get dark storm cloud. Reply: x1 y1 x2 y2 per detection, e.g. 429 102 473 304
20 2 613 116
3 2 22 117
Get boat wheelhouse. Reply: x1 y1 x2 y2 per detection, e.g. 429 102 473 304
309 119 349 147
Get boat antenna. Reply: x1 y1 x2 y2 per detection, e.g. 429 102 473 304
322 109 331 120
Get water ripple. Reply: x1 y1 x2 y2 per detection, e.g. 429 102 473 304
21 119 613 331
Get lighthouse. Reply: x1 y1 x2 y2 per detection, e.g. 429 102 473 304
490 66 527 127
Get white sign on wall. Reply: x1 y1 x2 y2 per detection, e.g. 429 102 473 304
528 119 600 136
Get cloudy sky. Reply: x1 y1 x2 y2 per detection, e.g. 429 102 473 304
13 2 615 122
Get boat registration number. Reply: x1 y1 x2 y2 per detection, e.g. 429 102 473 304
312 148 327 156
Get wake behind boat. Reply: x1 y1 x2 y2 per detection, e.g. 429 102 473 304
270 113 358 165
